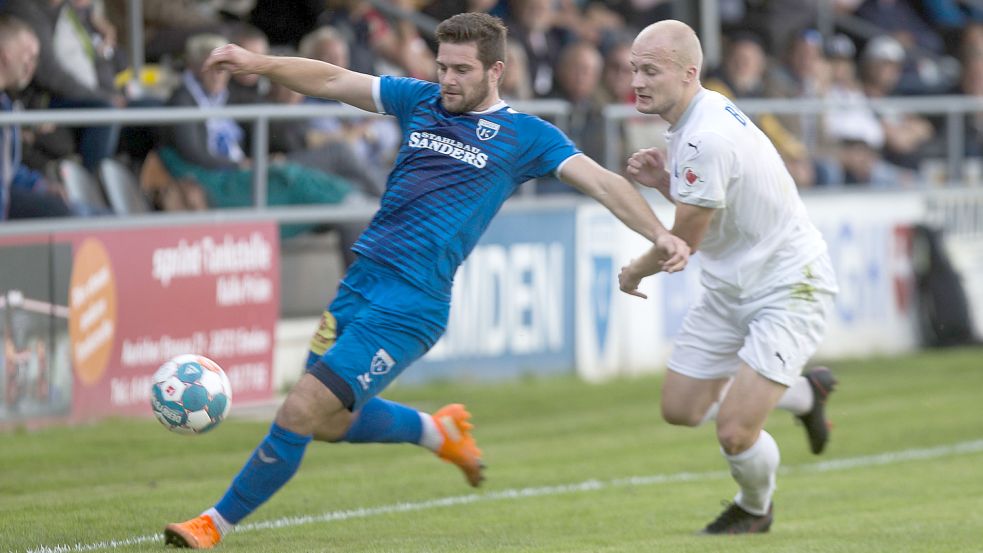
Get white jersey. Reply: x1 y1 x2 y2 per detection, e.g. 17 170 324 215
666 89 834 297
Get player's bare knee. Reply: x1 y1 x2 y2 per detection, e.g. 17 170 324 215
661 402 703 427
716 423 757 455
274 393 320 435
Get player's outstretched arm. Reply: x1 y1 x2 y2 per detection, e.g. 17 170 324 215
204 44 377 113
559 154 689 273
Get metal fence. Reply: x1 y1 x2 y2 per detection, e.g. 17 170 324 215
3 94 983 239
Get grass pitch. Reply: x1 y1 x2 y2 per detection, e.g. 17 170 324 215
2 347 983 552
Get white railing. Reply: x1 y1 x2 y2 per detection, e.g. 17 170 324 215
4 95 983 239
604 95 983 180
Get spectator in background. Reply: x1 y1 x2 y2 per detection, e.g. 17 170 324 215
298 25 398 191
821 33 884 158
552 41 605 162
56 0 125 96
592 40 636 168
767 29 828 153
704 32 814 188
0 0 120 172
505 0 574 97
321 0 435 81
595 40 634 105
0 15 71 220
819 134 913 188
102 0 248 63
158 33 353 236
923 0 983 51
500 38 534 101
859 35 937 170
533 39 606 195
227 24 270 105
854 0 950 94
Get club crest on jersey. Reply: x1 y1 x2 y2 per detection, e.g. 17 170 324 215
476 118 500 141
682 166 702 186
370 348 396 375
678 166 703 196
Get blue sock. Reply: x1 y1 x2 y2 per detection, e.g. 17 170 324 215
342 397 423 444
215 422 312 524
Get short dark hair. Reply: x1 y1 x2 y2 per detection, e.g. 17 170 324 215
435 13 507 69
0 14 34 44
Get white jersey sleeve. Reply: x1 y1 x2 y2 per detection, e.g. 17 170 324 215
672 131 733 209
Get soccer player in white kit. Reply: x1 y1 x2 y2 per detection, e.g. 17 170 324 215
618 20 840 534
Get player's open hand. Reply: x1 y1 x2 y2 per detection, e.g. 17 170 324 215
657 232 690 273
203 43 261 76
627 148 668 191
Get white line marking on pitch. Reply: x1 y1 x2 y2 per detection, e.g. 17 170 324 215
18 439 983 553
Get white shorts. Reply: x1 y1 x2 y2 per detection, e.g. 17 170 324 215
667 254 836 387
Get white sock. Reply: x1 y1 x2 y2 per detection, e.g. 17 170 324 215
776 376 814 416
724 430 780 516
202 507 233 536
418 412 443 452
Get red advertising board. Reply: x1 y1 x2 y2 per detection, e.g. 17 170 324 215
0 222 279 425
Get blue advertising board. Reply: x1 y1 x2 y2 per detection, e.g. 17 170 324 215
404 206 577 384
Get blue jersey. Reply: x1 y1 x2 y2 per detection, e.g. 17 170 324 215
351 76 580 300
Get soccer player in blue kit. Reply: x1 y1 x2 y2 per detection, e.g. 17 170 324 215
164 13 690 548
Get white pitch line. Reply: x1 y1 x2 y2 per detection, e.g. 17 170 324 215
18 439 983 553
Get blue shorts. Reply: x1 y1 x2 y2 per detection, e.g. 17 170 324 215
305 257 449 410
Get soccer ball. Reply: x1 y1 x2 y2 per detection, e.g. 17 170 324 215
150 354 232 434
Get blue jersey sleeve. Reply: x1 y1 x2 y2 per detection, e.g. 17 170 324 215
513 115 580 182
379 75 439 125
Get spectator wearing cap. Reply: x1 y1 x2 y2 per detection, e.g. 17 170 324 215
821 33 885 159
860 35 938 170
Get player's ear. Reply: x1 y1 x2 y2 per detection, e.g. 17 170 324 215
488 59 505 83
684 64 699 83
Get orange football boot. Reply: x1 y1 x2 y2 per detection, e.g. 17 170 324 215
164 514 222 549
433 403 485 487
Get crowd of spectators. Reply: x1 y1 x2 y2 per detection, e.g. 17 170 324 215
4 0 983 226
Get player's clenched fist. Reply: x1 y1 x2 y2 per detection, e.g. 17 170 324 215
626 148 667 187
657 232 690 273
203 43 260 75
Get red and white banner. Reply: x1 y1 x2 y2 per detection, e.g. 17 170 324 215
0 222 279 425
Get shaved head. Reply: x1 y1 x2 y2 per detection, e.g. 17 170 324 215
634 20 703 76
629 19 704 123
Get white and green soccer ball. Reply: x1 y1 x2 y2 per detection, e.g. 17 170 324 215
150 354 232 434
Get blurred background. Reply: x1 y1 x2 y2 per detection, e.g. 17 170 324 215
1 0 981 427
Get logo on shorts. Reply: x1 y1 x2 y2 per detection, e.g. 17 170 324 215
476 119 500 141
370 348 396 375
